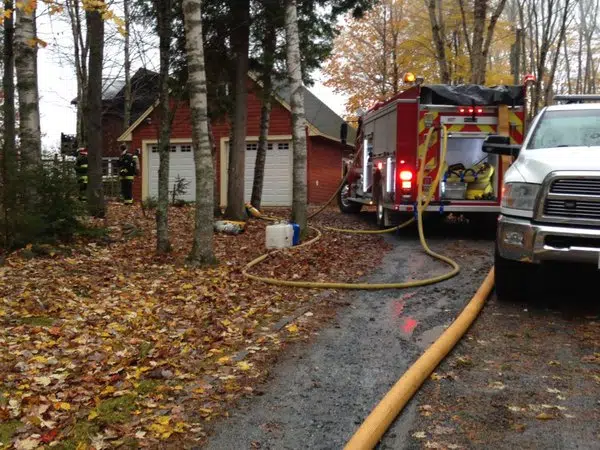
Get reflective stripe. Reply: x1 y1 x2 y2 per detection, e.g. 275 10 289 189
124 199 133 204
78 176 88 182
121 176 135 180
79 164 88 169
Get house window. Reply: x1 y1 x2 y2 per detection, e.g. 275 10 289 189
170 145 178 152
246 143 258 151
181 144 192 152
150 145 158 153
102 157 119 177
278 143 290 150
267 143 273 150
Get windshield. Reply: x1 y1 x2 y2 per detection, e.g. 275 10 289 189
527 109 600 149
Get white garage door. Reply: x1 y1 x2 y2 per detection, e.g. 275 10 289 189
148 143 196 202
244 141 292 206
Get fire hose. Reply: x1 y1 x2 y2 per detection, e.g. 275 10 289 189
241 125 495 448
242 125 460 289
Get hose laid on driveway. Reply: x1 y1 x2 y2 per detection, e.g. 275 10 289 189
242 125 460 290
344 268 495 449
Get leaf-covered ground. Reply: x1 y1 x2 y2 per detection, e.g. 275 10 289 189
0 203 389 449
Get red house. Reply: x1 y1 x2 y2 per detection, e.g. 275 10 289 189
116 74 355 206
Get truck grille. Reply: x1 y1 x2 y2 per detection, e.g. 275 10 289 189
542 177 600 223
544 199 600 220
550 179 600 196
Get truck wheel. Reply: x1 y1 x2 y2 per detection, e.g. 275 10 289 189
494 243 530 302
338 183 362 214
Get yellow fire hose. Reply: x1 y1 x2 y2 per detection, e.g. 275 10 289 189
344 268 495 449
242 125 460 289
242 126 494 448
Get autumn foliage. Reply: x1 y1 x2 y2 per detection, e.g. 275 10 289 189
0 204 389 448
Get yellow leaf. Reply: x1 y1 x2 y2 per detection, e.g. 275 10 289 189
236 361 252 371
88 410 99 420
182 283 194 290
101 386 116 396
55 402 71 411
286 324 299 333
220 318 232 327
0 308 6 317
430 373 442 381
75 442 88 450
217 356 230 365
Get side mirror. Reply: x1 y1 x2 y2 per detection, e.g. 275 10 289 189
482 134 521 157
340 122 348 145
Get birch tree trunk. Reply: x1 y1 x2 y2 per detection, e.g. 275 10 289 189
183 0 216 266
155 0 173 254
15 6 41 168
225 0 250 220
85 2 105 217
285 0 308 236
250 21 276 210
123 0 132 129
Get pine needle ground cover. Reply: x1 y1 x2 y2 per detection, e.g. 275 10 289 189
0 203 389 449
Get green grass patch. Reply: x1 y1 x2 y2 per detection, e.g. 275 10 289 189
138 341 154 360
0 421 23 448
19 316 55 327
53 420 100 450
136 379 161 396
96 395 137 424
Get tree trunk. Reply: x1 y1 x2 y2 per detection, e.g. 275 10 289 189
15 6 41 168
285 0 308 236
543 0 571 104
66 0 89 146
225 0 250 220
85 2 105 217
155 0 173 254
563 34 572 93
183 0 216 266
479 0 508 83
250 21 276 210
124 0 132 129
426 0 451 83
470 0 487 84
2 1 16 239
3 0 16 161
208 120 220 216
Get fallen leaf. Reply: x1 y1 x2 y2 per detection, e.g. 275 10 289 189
536 412 556 420
236 361 253 371
88 410 99 420
286 324 299 333
412 431 426 439
34 376 52 387
14 437 40 450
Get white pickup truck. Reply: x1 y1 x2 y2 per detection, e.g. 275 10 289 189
482 96 600 300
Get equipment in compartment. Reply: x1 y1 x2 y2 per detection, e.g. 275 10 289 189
443 161 495 200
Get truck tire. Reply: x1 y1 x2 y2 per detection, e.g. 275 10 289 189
494 243 530 302
338 182 362 214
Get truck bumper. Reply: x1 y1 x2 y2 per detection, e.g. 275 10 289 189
498 215 600 265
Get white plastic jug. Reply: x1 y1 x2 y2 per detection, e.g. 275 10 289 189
265 223 294 249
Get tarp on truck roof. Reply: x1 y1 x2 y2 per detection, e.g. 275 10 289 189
419 84 525 106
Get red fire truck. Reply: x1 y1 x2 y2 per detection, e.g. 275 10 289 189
338 76 530 227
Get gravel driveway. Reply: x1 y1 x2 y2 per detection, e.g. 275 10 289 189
204 219 494 449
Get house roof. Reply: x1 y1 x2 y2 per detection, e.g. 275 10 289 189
72 68 160 125
272 81 357 144
117 74 354 146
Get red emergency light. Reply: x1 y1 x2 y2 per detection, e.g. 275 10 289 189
399 169 414 190
458 107 483 114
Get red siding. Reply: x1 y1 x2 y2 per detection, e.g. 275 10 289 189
102 114 127 158
307 136 346 204
127 79 346 204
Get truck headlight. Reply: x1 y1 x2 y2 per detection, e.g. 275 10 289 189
501 183 540 210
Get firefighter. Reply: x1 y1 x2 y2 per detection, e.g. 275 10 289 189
118 144 139 205
74 148 88 201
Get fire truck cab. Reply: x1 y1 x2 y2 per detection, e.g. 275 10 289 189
338 80 528 227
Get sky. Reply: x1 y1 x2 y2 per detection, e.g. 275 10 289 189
35 11 349 152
